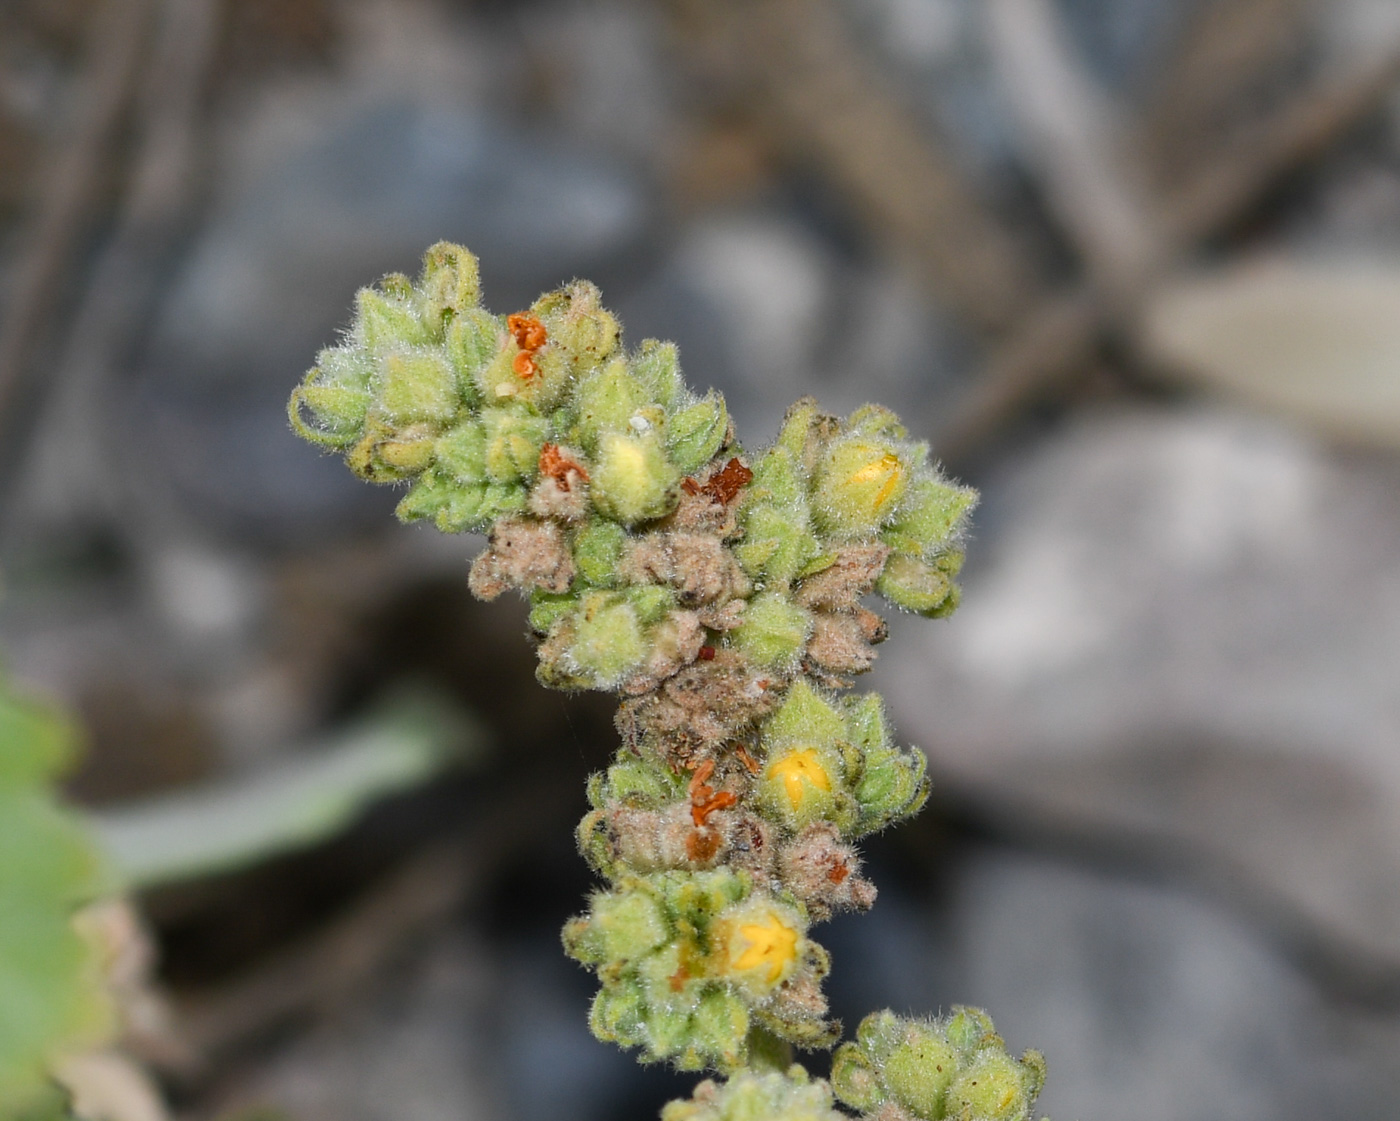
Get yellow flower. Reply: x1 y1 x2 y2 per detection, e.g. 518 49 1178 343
731 912 800 984
768 748 832 811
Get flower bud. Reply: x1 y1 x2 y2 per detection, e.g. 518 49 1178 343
829 1043 882 1113
586 888 671 962
813 437 910 536
566 592 648 685
345 420 433 482
735 502 819 586
842 692 893 753
396 470 485 531
853 745 927 834
476 482 528 525
588 983 646 1049
662 1067 846 1121
947 1050 1044 1121
288 347 373 447
374 431 437 473
667 393 729 474
528 591 577 634
418 240 481 320
626 585 676 626
687 991 751 1072
376 348 458 426
444 307 497 402
534 279 620 371
574 358 650 450
590 432 679 525
845 403 907 440
882 1025 958 1117
727 593 811 669
833 1009 1044 1121
882 477 977 560
356 283 434 350
481 406 548 483
746 446 806 507
763 680 848 750
600 755 687 808
633 339 684 408
573 519 628 587
876 553 958 616
773 398 822 465
433 418 488 484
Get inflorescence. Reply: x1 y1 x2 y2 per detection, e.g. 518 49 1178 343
289 243 1044 1120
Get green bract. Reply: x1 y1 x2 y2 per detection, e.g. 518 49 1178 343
662 1065 846 1121
288 243 1041 1117
832 1010 1045 1121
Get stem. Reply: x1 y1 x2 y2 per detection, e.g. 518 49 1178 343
743 1025 794 1073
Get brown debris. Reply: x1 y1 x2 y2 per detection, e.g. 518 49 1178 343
685 828 723 864
591 773 774 877
619 610 707 696
697 599 746 632
688 758 738 825
763 971 835 1044
529 445 591 520
667 457 748 535
795 543 892 610
468 517 575 600
778 822 876 921
622 531 752 607
539 442 590 487
616 650 785 769
682 456 753 505
804 610 882 677
507 312 547 379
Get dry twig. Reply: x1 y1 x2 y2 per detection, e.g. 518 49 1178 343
936 34 1400 461
1143 0 1317 188
984 0 1161 295
169 775 574 1069
0 0 158 476
6 0 222 529
668 0 1039 336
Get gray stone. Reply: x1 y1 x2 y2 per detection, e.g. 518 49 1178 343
879 405 1400 959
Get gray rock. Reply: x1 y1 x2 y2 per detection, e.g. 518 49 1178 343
944 850 1400 1121
879 405 1400 958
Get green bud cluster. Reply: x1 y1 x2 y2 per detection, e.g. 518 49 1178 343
0 674 112 1115
563 869 833 1069
289 245 1042 1115
832 1010 1045 1121
661 1065 846 1121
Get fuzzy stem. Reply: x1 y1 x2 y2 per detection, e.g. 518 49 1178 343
743 1026 795 1073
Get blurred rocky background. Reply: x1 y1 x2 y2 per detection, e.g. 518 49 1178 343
4 0 1400 1118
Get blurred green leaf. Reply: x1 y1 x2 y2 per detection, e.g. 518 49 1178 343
89 691 487 889
0 681 112 1118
